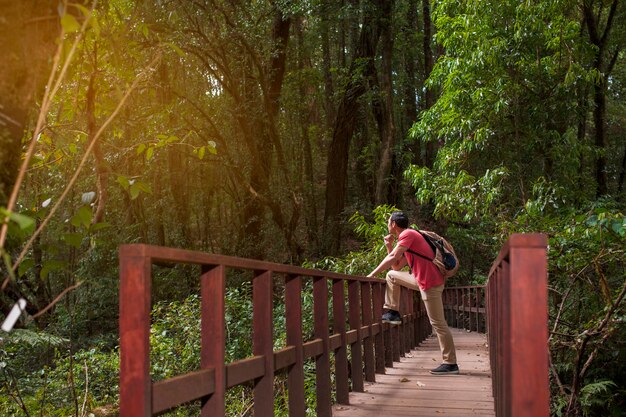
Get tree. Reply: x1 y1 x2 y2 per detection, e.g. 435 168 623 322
323 0 385 254
0 0 58 205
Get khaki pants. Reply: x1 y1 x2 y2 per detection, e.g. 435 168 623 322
384 270 457 364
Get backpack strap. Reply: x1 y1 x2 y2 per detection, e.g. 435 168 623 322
405 247 434 262
404 231 436 272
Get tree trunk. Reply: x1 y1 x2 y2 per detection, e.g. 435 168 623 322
320 0 335 128
374 0 396 205
582 0 619 197
323 0 384 254
422 0 436 168
0 0 58 206
241 7 292 259
403 0 419 161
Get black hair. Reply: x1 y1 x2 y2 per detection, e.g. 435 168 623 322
390 211 409 229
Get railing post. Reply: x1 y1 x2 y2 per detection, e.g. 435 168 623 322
509 236 549 416
253 271 274 416
372 282 385 374
361 282 375 382
348 280 364 391
313 277 332 417
200 264 226 417
332 278 350 404
285 275 305 416
488 234 549 417
119 246 152 417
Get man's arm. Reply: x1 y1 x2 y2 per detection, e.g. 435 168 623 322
367 244 408 277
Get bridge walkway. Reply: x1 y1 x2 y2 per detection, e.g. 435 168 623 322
333 328 494 417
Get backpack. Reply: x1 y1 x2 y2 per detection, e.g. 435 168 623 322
406 230 459 279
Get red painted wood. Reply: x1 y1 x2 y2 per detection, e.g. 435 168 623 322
200 265 226 417
152 369 215 414
399 290 407 354
313 277 332 417
484 233 549 417
348 279 364 392
361 282 375 382
253 271 274 416
333 279 350 404
391 323 401 362
119 250 152 417
285 275 305 416
372 283 385 374
508 243 549 416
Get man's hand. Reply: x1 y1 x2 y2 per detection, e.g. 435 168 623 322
384 234 395 253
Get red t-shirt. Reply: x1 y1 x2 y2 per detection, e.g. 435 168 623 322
398 228 444 290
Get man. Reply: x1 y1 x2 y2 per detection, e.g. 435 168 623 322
367 211 459 375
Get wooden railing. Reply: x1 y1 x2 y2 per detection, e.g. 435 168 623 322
443 285 487 333
443 234 550 417
118 244 430 417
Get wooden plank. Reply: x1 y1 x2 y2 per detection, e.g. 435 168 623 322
119 251 152 417
314 277 332 417
152 369 215 414
372 283 385 375
200 265 226 417
285 275 305 416
119 244 380 284
332 329 494 417
348 280 364 392
509 242 549 416
226 356 264 388
253 271 273 416
333 278 350 405
361 282 375 382
303 338 324 358
273 346 296 372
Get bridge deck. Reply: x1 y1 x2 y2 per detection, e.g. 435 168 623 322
332 328 494 417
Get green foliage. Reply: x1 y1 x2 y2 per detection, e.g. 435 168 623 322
580 380 618 415
306 205 396 275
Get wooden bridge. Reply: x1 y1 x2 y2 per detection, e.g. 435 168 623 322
118 234 550 416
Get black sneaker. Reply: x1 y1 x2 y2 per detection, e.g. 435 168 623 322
429 363 459 375
381 310 402 325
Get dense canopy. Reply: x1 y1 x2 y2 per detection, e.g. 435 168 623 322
0 0 624 415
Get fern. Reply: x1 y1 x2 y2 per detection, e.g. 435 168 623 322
580 380 617 409
4 328 68 348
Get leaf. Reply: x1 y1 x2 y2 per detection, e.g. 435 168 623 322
198 146 206 160
70 205 93 229
40 260 67 280
61 14 80 33
1 249 15 282
129 181 152 200
117 175 130 190
18 258 35 277
146 147 154 161
90 222 111 232
7 211 35 231
207 141 217 155
63 233 84 249
136 143 146 155
129 183 141 200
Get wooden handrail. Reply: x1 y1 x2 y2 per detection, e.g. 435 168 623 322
444 234 549 417
119 244 430 417
443 285 487 333
487 233 549 417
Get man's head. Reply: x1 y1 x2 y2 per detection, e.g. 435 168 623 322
388 211 409 232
